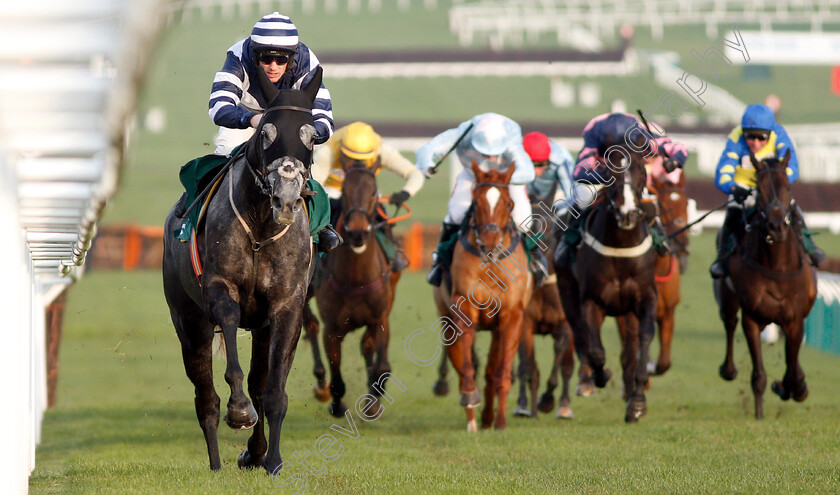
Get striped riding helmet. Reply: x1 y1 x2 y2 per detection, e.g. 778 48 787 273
251 12 299 53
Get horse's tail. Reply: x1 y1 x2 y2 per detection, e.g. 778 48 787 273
212 330 227 359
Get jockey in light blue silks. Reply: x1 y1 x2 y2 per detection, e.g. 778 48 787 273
554 113 689 267
709 104 825 278
415 113 550 287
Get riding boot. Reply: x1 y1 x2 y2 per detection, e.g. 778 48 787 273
528 246 549 287
317 224 343 253
709 207 741 279
427 222 459 286
554 210 584 269
791 203 826 267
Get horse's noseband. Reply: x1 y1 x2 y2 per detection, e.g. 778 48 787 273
341 167 379 231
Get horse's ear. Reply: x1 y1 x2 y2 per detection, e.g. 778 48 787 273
781 149 791 168
302 66 323 104
503 161 516 184
748 151 762 172
256 64 279 104
470 159 481 178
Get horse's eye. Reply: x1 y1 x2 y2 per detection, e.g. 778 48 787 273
261 123 277 149
299 124 316 150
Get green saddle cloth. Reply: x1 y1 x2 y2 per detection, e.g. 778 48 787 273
173 147 330 243
436 230 542 270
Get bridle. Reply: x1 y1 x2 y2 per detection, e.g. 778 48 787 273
339 166 379 232
248 104 314 197
469 181 515 255
655 185 689 255
751 165 793 245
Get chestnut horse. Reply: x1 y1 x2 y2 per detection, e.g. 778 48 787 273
715 151 817 419
433 161 532 431
555 144 658 423
311 161 400 417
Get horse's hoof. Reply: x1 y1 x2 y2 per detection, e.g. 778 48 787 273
771 380 791 401
625 399 646 423
313 383 331 403
719 362 738 381
556 405 574 419
328 401 348 418
224 402 258 430
238 450 263 469
793 382 809 402
467 418 478 433
460 390 481 408
576 381 596 397
513 405 532 417
432 380 449 397
593 368 611 388
646 361 658 374
537 393 555 413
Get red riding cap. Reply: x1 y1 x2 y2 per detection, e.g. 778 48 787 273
523 132 551 162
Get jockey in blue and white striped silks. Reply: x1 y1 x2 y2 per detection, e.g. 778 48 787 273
209 12 334 155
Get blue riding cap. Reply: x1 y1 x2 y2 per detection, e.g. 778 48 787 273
741 104 775 131
597 113 650 155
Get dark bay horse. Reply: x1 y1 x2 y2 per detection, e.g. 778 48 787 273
555 145 658 423
617 168 689 378
513 225 577 420
433 162 532 431
310 160 400 417
162 69 321 473
716 151 817 419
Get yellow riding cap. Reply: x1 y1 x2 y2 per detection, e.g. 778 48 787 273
340 122 381 161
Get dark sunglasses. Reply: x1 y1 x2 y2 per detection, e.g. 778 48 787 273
258 53 290 65
745 132 769 142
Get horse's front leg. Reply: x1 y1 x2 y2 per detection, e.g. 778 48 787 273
652 302 675 376
582 301 611 388
263 303 304 476
366 319 392 416
205 280 257 430
494 307 526 430
324 323 348 418
555 322 575 419
432 351 450 396
513 317 537 417
238 325 269 469
715 278 739 381
445 315 479 432
741 314 767 419
626 293 656 423
482 331 500 429
772 319 808 403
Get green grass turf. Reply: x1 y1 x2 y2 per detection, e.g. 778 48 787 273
30 232 840 494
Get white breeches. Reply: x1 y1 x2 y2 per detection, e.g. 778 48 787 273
214 126 256 155
445 169 531 232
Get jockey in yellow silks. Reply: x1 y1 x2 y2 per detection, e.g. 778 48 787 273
312 122 424 271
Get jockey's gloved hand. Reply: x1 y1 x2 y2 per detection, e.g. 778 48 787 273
422 166 437 178
732 186 751 204
249 113 263 129
389 190 410 207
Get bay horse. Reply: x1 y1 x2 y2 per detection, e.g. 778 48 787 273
433 161 532 431
162 68 321 473
617 168 689 378
554 143 658 423
513 223 577 420
311 160 400 417
715 151 817 419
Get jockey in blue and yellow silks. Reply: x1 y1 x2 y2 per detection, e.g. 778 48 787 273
709 104 825 278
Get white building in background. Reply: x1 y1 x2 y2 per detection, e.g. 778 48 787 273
0 1 165 491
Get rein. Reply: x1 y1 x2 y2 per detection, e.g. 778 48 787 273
667 198 735 240
229 161 294 252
